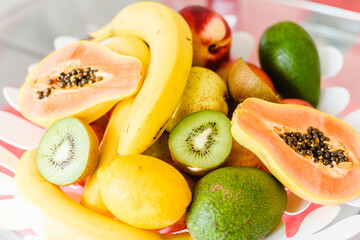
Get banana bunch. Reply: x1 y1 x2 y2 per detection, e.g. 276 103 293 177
80 1 193 215
13 1 194 239
89 1 193 155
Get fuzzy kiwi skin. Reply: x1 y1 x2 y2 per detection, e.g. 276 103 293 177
36 117 100 186
72 119 100 185
169 149 230 177
228 58 280 104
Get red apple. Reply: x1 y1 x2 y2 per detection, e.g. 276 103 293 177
281 98 313 107
179 6 231 70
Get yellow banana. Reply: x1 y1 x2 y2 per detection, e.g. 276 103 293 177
103 36 150 75
89 1 193 154
81 97 134 216
14 149 193 240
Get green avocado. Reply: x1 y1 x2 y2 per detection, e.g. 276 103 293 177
259 21 321 107
186 167 287 240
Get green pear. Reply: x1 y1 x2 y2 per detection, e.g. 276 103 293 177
166 66 228 132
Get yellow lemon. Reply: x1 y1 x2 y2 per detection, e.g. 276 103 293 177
97 154 192 229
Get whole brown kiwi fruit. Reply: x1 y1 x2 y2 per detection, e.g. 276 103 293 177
227 58 280 104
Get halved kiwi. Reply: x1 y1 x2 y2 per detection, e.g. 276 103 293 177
36 116 100 186
169 110 232 176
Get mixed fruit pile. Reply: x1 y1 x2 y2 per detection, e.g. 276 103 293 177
14 1 360 240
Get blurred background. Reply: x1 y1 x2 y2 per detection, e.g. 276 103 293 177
0 0 360 107
0 0 360 239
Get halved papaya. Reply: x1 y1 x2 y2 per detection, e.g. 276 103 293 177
231 98 360 205
19 40 143 128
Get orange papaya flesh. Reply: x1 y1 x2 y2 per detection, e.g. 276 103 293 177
19 40 143 128
231 98 360 205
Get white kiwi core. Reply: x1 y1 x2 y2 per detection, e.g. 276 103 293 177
194 128 212 150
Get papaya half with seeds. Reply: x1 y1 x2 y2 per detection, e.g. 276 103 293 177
231 98 360 205
19 40 143 128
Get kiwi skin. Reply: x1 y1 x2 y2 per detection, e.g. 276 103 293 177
170 150 229 177
72 118 100 185
36 117 100 186
228 58 280 104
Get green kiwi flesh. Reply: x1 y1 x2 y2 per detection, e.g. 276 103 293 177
36 116 99 186
169 110 232 176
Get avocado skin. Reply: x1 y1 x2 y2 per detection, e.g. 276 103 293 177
186 167 287 240
259 21 320 107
